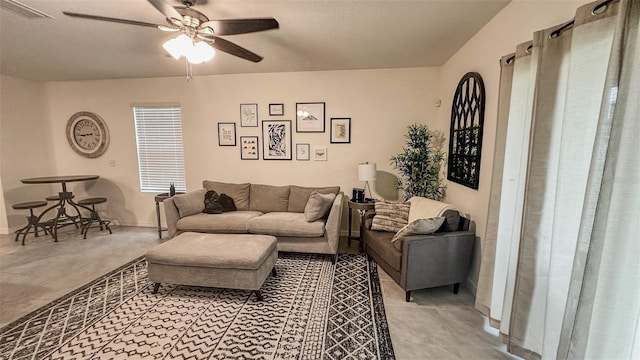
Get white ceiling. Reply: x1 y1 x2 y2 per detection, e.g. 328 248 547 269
0 0 510 82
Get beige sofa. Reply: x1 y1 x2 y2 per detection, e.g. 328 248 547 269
164 181 343 257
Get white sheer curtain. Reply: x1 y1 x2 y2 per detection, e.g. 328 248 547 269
489 41 538 339
475 52 514 320
482 0 639 358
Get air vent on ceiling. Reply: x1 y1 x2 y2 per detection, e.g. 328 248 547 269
0 0 53 19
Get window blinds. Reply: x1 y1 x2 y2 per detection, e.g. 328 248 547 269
132 106 186 193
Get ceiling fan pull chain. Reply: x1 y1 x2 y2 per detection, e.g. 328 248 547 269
186 58 193 82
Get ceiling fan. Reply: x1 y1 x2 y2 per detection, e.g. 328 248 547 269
63 0 279 63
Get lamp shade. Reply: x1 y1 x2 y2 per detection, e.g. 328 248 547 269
358 163 377 181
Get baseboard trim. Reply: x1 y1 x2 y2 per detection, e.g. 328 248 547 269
465 275 478 296
0 225 21 235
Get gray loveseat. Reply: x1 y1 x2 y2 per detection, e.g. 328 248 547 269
361 197 475 302
164 181 344 256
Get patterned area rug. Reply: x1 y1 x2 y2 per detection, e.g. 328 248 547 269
0 253 394 359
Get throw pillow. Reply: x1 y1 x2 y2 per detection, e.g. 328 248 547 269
288 185 340 213
173 189 207 218
440 209 461 232
391 217 445 243
203 190 223 214
304 191 336 222
371 201 410 232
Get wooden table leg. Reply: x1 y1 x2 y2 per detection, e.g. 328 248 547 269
358 210 365 253
156 200 162 239
348 207 353 247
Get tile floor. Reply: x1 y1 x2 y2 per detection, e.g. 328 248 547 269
0 226 518 359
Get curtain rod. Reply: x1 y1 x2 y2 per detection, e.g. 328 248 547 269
549 0 616 38
501 0 617 65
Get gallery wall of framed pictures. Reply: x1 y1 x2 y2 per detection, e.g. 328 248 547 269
217 102 352 161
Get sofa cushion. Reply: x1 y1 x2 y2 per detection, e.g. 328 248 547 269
176 211 262 233
247 212 325 237
203 181 250 210
304 191 337 222
363 228 401 272
371 201 410 232
288 185 341 213
249 184 290 213
391 217 445 251
173 189 207 218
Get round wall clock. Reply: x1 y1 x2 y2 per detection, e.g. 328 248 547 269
66 111 110 158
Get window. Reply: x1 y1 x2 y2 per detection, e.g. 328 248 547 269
132 105 186 193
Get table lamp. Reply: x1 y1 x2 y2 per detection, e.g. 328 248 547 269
358 162 377 201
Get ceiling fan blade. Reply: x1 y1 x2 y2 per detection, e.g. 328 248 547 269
198 34 263 62
147 0 183 22
200 18 279 35
63 12 164 29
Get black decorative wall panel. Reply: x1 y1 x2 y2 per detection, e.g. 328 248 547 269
447 72 485 189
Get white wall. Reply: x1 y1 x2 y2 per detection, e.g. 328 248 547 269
437 0 586 301
0 75 56 233
41 67 440 229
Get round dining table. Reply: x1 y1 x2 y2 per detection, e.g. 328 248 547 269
21 175 99 241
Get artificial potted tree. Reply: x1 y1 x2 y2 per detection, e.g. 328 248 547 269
391 123 446 201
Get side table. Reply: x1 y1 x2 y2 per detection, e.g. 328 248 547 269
348 200 375 251
154 192 184 239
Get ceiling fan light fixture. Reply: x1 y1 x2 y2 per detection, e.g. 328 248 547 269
163 34 215 64
162 34 192 60
187 41 215 64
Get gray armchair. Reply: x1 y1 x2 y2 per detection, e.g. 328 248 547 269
361 212 475 302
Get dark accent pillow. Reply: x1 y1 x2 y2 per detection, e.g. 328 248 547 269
441 209 461 232
218 193 237 212
203 190 223 214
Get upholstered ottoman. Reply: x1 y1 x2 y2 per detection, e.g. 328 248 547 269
145 232 278 300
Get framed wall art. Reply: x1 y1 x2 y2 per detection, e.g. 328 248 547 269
330 117 351 143
296 143 310 160
218 122 236 146
447 72 485 189
240 103 258 127
313 147 327 161
262 120 292 160
269 103 284 116
240 136 259 160
296 102 325 132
